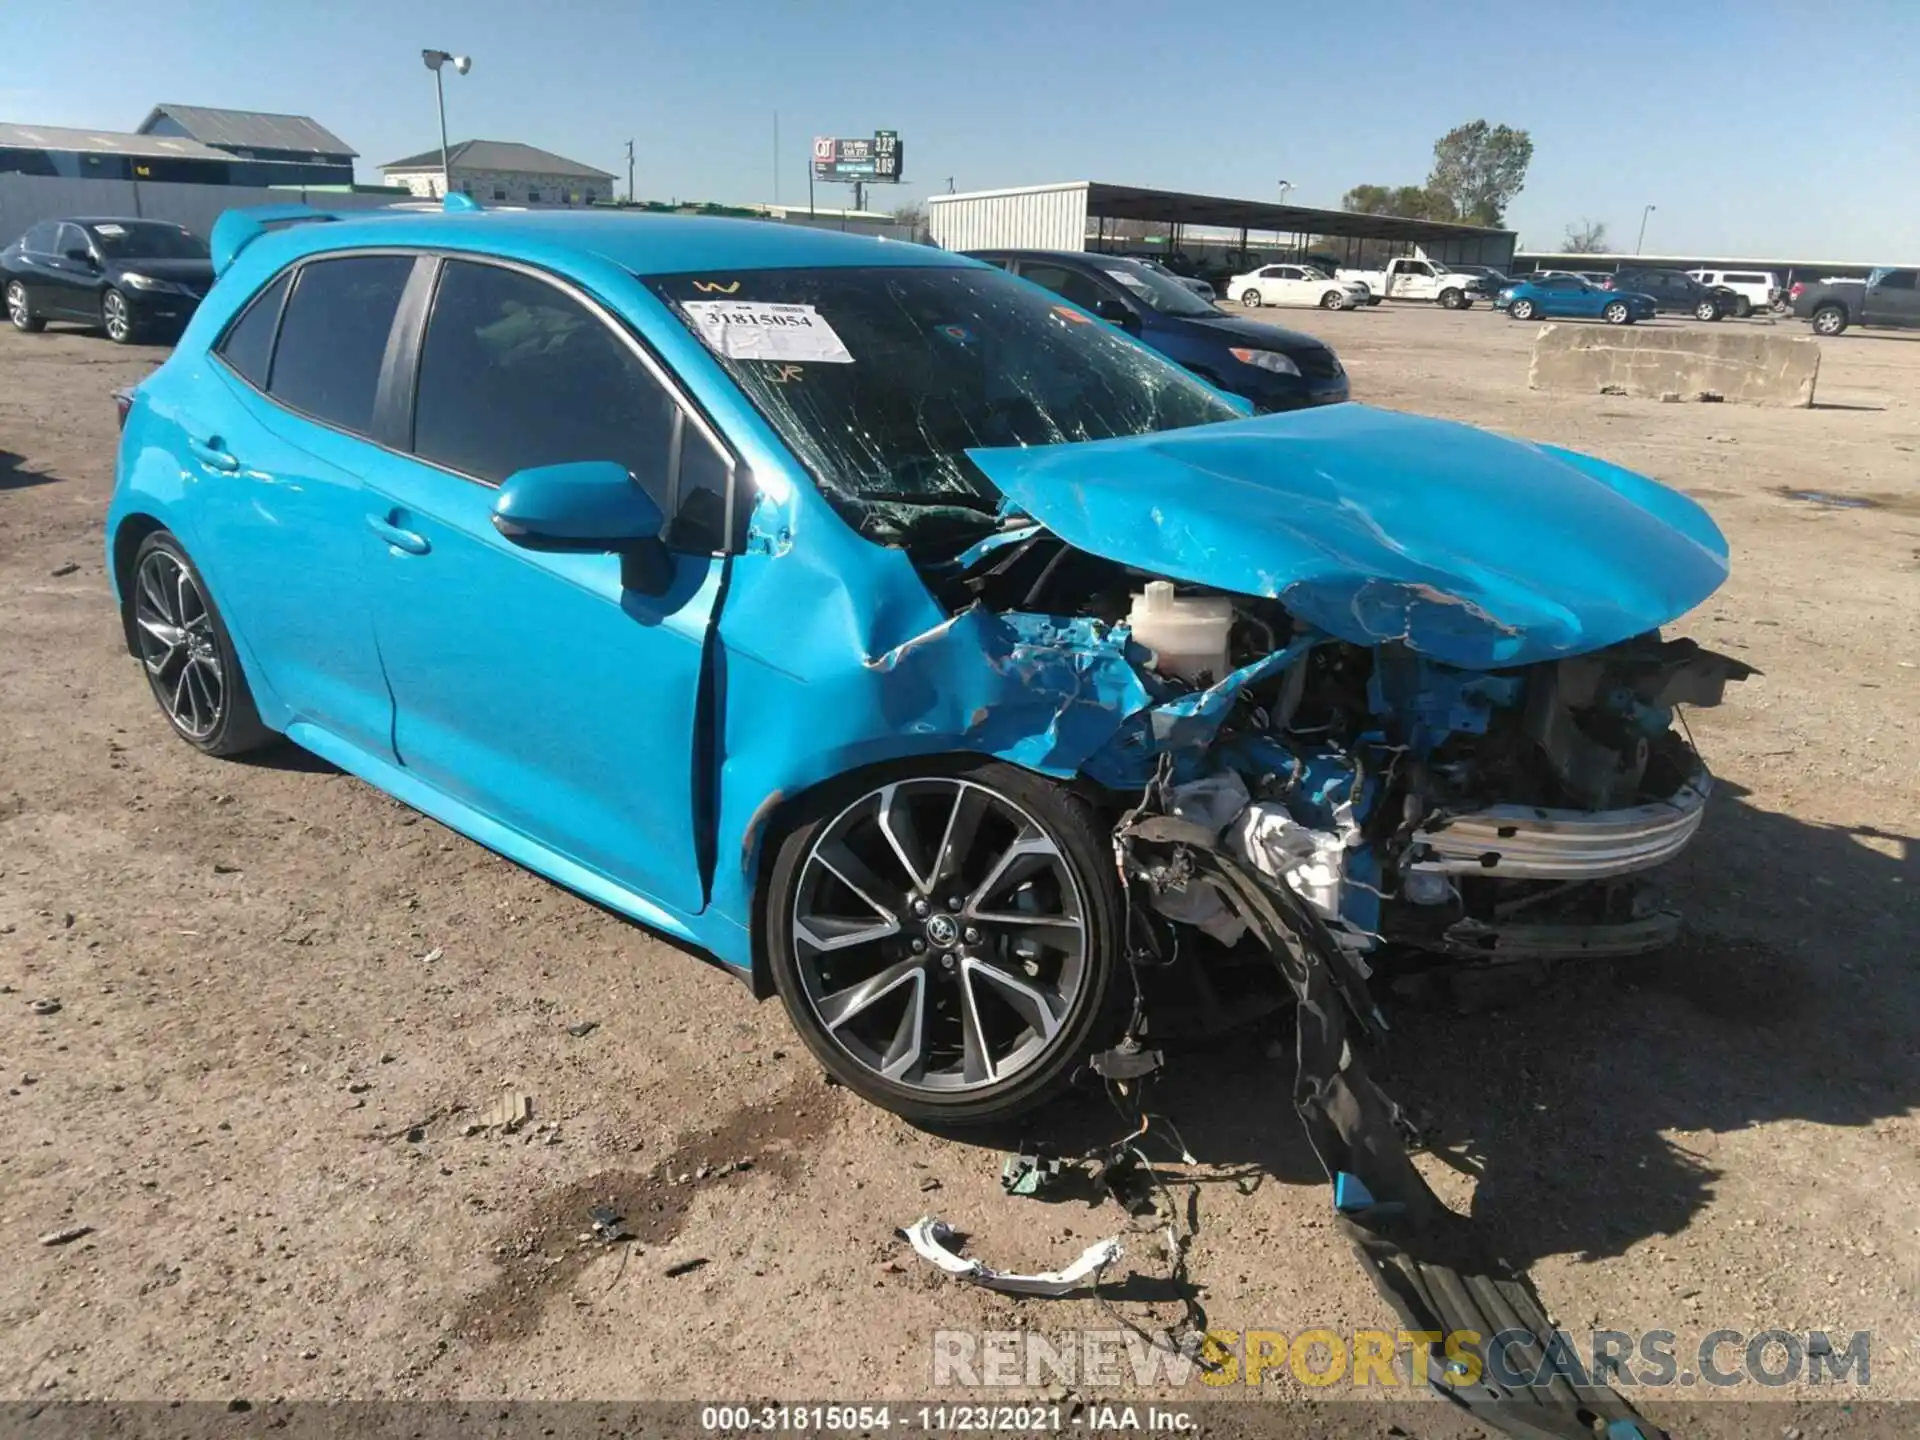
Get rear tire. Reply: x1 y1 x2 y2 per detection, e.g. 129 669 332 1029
101 287 137 344
1239 288 1263 307
765 758 1126 1124
127 531 276 757
6 280 45 332
1811 304 1847 336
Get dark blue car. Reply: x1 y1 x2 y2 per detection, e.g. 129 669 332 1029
967 249 1347 411
1499 274 1657 325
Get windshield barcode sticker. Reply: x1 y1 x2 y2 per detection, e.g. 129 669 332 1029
681 300 854 363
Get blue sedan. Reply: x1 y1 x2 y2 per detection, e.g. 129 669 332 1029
107 200 1740 1123
1499 275 1657 324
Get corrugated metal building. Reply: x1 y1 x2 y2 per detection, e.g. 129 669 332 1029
929 180 1516 268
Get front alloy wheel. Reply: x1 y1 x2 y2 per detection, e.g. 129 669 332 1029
1694 299 1720 322
1604 300 1631 325
1510 298 1536 321
101 287 135 344
768 764 1120 1122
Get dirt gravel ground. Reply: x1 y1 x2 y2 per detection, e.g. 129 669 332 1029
3 302 1918 1431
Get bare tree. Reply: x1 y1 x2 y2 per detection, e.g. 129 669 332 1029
1562 219 1612 253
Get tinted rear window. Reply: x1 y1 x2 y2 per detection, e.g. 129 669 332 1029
268 255 413 434
217 272 291 389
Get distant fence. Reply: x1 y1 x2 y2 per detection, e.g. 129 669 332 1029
0 174 924 247
0 174 402 245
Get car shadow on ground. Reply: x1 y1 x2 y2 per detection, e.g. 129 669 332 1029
0 448 62 489
929 778 1919 1272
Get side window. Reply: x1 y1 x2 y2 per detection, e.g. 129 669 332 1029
1018 263 1114 313
23 222 56 254
55 222 90 259
1403 261 1433 277
216 271 292 389
268 255 414 434
411 259 679 504
1876 270 1917 291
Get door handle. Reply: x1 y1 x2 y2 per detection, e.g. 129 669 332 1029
186 435 238 472
366 512 430 556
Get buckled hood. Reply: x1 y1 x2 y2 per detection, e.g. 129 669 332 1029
967 404 1730 669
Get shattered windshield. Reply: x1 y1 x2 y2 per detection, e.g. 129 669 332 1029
646 264 1239 543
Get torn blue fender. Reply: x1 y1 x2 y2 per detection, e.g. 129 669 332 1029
968 404 1731 669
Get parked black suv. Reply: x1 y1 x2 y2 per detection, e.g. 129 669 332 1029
2 217 213 344
1609 267 1739 322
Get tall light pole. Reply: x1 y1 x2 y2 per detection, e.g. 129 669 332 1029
1636 203 1656 256
1278 179 1295 204
421 49 472 199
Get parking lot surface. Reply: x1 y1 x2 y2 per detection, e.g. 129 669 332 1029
3 305 1918 1421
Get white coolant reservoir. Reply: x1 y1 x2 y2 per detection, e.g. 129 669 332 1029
1127 581 1234 684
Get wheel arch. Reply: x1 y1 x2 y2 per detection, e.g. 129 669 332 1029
110 511 170 652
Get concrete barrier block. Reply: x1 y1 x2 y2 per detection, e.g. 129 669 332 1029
1529 324 1820 407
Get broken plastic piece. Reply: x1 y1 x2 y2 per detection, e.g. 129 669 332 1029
1000 1151 1064 1198
1333 1171 1376 1213
901 1217 1119 1297
1090 1042 1164 1082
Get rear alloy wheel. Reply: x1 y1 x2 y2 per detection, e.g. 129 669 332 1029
1811 304 1848 337
129 532 275 756
1693 298 1721 322
7 280 45 332
1239 288 1263 307
101 287 136 344
1509 298 1537 321
767 762 1122 1123
1603 300 1631 325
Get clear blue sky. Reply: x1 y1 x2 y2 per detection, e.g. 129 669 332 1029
4 0 1915 260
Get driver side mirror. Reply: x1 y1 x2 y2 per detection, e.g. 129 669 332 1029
64 247 96 266
491 460 674 595
1092 297 1136 329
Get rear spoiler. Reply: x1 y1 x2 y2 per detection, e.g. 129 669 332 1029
209 205 343 275
210 193 486 275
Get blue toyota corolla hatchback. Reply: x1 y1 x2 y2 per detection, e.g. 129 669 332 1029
110 203 1745 1124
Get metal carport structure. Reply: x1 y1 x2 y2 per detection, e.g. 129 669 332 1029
928 181 1516 269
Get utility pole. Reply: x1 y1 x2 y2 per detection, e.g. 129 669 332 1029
946 176 955 193
625 139 635 205
772 112 780 204
1636 203 1657 255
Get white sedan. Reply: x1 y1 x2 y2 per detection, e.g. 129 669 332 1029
1231 264 1370 311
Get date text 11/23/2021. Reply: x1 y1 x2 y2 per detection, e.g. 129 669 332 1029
700 1405 1195 1432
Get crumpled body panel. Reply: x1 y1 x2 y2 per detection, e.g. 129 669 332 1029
968 404 1730 669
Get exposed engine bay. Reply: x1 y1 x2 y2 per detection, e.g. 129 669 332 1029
928 528 1753 968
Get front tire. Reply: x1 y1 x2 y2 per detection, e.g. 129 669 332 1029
766 760 1125 1124
6 280 45 332
1239 288 1263 307
1603 300 1631 325
1734 297 1753 319
127 532 276 756
101 287 137 344
1321 290 1346 310
1438 287 1463 310
1693 299 1721 322
1509 298 1537 321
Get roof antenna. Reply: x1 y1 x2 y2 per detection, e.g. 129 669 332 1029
443 192 483 213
